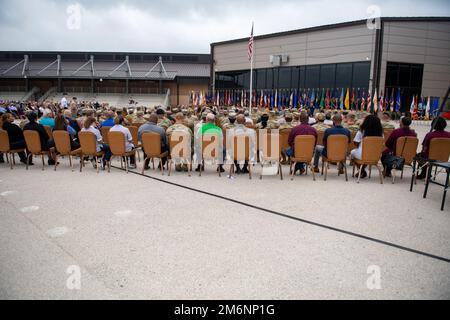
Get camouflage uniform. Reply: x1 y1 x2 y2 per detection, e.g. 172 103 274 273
313 122 331 132
158 118 172 131
382 121 396 129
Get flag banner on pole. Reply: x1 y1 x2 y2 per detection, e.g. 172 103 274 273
248 24 254 61
396 88 401 112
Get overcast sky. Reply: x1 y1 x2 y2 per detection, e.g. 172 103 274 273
0 0 448 53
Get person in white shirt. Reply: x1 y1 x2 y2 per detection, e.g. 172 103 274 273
81 117 112 169
110 116 136 169
61 95 68 109
227 114 256 175
350 115 384 179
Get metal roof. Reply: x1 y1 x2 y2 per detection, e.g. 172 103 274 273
0 52 211 80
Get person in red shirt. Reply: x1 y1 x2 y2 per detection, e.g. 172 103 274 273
382 116 417 177
416 117 450 179
286 110 317 175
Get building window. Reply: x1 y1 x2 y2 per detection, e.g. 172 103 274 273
278 67 292 89
305 65 320 89
335 63 353 89
320 64 336 89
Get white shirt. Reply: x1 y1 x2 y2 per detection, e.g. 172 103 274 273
110 125 134 152
81 126 103 152
227 124 257 163
61 97 68 109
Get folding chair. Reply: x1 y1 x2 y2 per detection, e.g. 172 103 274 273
352 137 385 184
141 132 169 175
108 131 136 174
53 131 82 172
290 135 316 181
0 129 26 170
322 135 349 181
24 130 51 171
78 131 104 174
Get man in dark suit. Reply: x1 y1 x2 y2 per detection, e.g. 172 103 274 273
1 113 32 165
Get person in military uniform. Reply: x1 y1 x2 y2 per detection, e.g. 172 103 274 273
255 112 270 130
381 112 396 129
166 113 194 172
222 112 237 131
312 112 330 132
344 112 360 133
279 113 294 130
267 111 280 130
156 108 171 131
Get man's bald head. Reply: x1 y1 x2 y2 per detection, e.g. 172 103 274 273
236 114 246 125
206 113 215 123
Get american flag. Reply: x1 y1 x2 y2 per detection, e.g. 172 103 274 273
248 23 254 61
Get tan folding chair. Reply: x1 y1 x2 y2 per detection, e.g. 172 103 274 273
229 135 252 179
44 126 53 140
411 138 450 191
322 135 349 181
78 131 104 173
279 129 291 155
0 129 26 170
127 126 142 162
259 131 282 180
200 134 222 177
392 136 419 183
317 130 325 146
53 131 82 172
424 138 450 182
348 131 357 155
108 131 136 174
290 135 316 181
101 127 112 145
24 130 51 171
168 132 192 177
141 132 169 175
352 137 385 184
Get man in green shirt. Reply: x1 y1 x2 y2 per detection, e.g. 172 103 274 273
195 113 225 173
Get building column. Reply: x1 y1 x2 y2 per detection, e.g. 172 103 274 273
126 79 129 95
57 78 62 93
176 78 180 105
90 79 94 94
159 80 163 94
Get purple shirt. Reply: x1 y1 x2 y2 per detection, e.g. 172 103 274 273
288 123 318 151
384 127 417 155
422 130 450 157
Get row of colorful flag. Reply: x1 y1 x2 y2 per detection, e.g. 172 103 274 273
189 89 440 117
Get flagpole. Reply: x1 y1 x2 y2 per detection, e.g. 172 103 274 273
249 22 254 117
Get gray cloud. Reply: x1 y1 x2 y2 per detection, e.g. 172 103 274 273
0 0 448 53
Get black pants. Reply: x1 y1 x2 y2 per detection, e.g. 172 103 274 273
10 140 28 162
144 146 168 168
234 161 249 170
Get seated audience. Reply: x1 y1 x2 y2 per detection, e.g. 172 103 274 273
382 116 417 177
53 114 80 151
138 113 168 171
110 116 136 169
313 114 351 174
415 117 450 179
1 113 32 165
287 111 318 175
23 112 56 165
81 116 112 169
351 115 384 179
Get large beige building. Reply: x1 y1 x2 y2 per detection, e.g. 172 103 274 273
211 17 450 111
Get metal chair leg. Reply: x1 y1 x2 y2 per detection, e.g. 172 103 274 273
344 162 348 182
378 165 384 184
324 161 328 181
41 155 45 171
